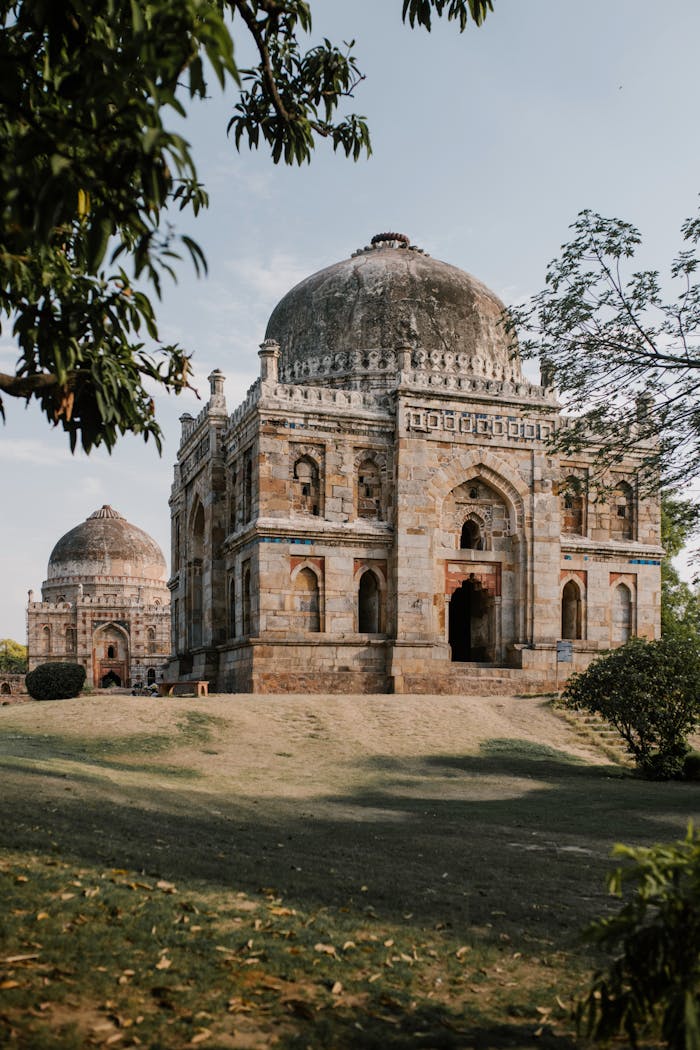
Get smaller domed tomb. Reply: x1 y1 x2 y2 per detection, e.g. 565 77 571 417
27 506 171 689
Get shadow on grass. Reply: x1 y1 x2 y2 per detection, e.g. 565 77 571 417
0 710 224 776
275 1001 578 1050
0 735 696 948
4 734 690 1049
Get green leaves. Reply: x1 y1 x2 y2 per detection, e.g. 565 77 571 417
0 0 234 451
402 0 495 31
563 637 700 780
508 206 700 487
0 0 494 453
577 825 700 1050
0 638 27 674
228 10 371 167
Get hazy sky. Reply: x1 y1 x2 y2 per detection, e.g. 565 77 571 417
2 0 699 640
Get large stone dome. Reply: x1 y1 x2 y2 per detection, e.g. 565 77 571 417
265 233 522 384
47 505 167 584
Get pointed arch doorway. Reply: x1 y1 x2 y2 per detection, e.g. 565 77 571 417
448 579 491 662
93 622 129 689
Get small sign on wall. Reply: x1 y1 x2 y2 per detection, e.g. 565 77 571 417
557 640 574 663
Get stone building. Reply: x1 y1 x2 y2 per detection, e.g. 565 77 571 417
27 506 170 688
0 674 27 699
167 233 662 694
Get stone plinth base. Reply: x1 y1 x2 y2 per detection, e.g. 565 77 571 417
253 671 388 694
395 665 557 696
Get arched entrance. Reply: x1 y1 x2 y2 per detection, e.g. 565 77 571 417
449 580 490 662
93 622 129 689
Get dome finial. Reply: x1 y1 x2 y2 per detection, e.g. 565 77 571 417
88 505 125 520
371 232 410 247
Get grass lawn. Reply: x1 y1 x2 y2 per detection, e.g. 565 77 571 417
0 693 697 1049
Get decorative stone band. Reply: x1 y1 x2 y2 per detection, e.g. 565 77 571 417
27 598 169 610
277 347 529 389
405 406 556 442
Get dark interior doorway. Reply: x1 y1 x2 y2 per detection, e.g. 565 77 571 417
101 670 121 688
358 571 380 633
449 580 490 662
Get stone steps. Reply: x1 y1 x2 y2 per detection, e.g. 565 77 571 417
555 704 632 766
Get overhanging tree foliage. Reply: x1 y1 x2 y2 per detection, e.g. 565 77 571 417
0 0 494 453
508 206 700 488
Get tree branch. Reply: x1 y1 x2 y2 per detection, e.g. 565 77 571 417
0 371 67 399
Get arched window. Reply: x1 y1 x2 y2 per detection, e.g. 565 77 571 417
293 568 320 632
293 457 320 515
358 571 381 633
229 470 238 532
147 627 157 654
244 453 253 522
612 584 633 644
460 519 482 550
561 475 584 535
65 626 75 652
611 482 634 541
242 562 251 637
107 644 115 659
357 459 382 520
228 576 236 639
146 667 156 685
172 598 179 652
561 580 582 640
42 625 51 655
173 514 181 570
189 502 205 648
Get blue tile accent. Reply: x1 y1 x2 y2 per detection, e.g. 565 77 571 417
259 536 311 545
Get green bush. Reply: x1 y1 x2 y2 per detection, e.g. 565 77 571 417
25 662 86 701
563 637 700 779
576 825 700 1050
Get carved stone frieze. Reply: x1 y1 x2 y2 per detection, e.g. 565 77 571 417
405 406 554 442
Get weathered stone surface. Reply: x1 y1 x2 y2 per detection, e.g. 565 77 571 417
46 505 166 586
266 238 522 388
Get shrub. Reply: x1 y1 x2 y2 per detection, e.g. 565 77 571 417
563 637 700 779
25 662 86 701
576 825 700 1050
